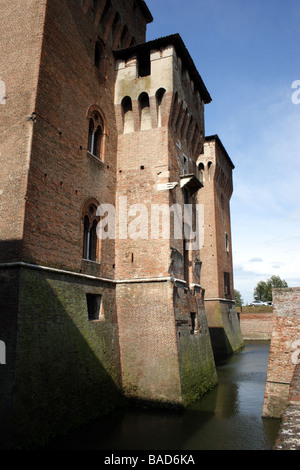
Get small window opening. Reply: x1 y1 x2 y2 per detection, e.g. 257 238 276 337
156 88 166 127
224 272 231 299
83 204 99 262
183 188 189 205
131 253 134 263
183 155 188 175
138 49 150 77
88 112 104 159
225 232 229 252
94 42 100 67
86 294 102 321
190 312 196 335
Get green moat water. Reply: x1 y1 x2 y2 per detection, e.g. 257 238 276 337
45 341 281 450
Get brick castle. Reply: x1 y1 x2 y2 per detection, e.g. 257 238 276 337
0 0 243 448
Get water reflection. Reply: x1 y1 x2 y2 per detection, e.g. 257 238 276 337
44 341 281 450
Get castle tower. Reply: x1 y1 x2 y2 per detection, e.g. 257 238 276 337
197 135 244 355
0 0 153 449
113 36 217 405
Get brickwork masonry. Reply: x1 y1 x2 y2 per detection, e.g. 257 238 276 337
262 288 300 419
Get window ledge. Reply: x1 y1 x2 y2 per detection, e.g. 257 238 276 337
89 316 105 323
87 151 105 166
82 258 101 265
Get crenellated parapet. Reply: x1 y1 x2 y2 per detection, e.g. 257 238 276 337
79 0 152 48
114 34 211 160
198 135 234 198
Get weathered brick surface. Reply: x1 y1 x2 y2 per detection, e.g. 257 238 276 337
262 288 300 418
274 364 300 450
239 312 274 340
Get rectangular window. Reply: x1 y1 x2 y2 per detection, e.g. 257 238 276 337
86 294 102 321
138 50 151 77
225 233 229 252
224 272 231 298
190 312 196 334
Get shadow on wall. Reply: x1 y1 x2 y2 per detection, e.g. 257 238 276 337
209 327 234 356
0 240 125 449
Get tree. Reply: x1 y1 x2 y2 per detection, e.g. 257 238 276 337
234 289 243 307
253 275 288 302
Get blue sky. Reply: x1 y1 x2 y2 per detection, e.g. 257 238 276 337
145 0 300 303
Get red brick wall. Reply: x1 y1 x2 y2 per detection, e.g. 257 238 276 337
239 312 274 340
0 0 46 261
263 288 300 418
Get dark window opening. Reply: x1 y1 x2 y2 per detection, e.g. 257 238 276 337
138 50 151 77
94 42 100 67
83 204 99 262
183 188 189 204
86 294 102 321
156 88 166 127
225 232 229 252
88 112 104 159
190 312 196 334
224 272 231 299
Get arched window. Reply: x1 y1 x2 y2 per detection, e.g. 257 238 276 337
139 92 151 130
121 96 134 134
87 109 105 160
156 88 166 128
208 161 213 180
198 162 204 183
83 203 100 262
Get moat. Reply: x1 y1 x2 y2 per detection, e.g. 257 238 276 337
44 341 281 451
